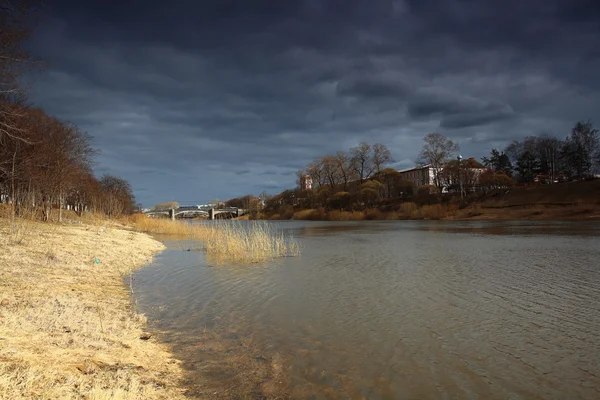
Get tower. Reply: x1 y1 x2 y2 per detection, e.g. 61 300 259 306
300 175 313 191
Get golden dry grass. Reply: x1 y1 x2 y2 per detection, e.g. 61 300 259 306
126 214 300 264
201 222 300 264
290 209 315 220
0 217 186 400
326 210 365 221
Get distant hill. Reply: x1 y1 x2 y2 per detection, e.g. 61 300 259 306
478 179 600 207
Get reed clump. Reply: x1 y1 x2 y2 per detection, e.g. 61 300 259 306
200 221 300 264
127 214 300 263
126 213 200 236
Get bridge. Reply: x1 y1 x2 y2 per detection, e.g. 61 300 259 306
144 206 247 220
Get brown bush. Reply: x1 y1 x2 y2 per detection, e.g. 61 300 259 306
415 204 444 220
327 210 364 221
278 205 295 220
396 202 418 218
292 208 326 220
414 185 440 206
364 208 385 220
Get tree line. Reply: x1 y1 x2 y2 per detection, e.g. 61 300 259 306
496 121 600 183
296 142 393 190
0 1 136 221
261 121 599 217
263 142 420 216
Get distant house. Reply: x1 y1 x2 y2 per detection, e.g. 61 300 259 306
300 175 313 191
398 164 437 187
398 158 486 192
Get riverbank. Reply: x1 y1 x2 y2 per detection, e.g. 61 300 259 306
269 202 600 221
0 217 187 399
264 180 600 221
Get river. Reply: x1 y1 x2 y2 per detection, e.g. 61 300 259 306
133 220 600 399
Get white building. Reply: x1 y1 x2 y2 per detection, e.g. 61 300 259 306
300 175 313 191
398 160 485 193
398 164 438 187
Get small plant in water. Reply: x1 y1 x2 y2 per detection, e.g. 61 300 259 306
200 220 300 264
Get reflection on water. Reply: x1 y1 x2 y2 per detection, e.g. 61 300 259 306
134 221 600 399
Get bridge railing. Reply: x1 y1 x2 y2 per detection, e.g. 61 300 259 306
144 206 243 215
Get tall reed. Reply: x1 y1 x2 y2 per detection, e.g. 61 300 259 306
127 214 300 264
200 221 300 264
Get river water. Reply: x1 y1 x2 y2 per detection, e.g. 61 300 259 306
133 221 600 399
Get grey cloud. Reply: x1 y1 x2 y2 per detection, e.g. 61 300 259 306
440 107 516 129
25 0 600 206
336 75 409 99
407 88 516 129
258 180 283 189
280 171 296 176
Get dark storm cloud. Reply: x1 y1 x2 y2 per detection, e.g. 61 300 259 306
27 0 600 205
336 75 409 99
407 88 516 129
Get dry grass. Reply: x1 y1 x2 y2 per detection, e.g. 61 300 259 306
412 204 445 220
327 210 365 221
126 214 300 264
364 209 385 220
291 208 326 220
200 221 300 264
125 213 199 236
0 217 186 400
290 209 315 220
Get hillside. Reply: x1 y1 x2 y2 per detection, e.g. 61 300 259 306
463 180 600 220
478 179 600 206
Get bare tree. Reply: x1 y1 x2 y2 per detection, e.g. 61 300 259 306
0 0 42 143
417 133 459 188
536 133 562 183
372 143 392 173
153 201 179 211
333 150 355 190
306 159 327 188
36 118 95 221
320 155 342 188
562 120 599 179
350 142 374 183
99 175 135 217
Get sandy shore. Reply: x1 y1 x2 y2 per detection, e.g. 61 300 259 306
0 218 187 399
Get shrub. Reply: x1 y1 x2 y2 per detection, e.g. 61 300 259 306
327 191 351 210
364 208 385 220
292 208 326 220
279 205 295 220
327 210 364 221
414 185 440 206
397 202 418 218
416 204 444 220
467 204 483 217
291 209 314 220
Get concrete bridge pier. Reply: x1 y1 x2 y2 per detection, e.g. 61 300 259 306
168 208 175 221
209 208 215 220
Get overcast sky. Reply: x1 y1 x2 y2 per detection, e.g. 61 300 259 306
28 0 600 206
